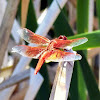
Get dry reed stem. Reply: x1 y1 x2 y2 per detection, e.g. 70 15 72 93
0 0 68 99
0 0 20 68
49 61 74 100
0 69 30 91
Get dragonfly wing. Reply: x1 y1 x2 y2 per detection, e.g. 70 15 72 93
53 37 88 49
34 49 81 75
12 45 46 58
17 28 50 46
45 49 82 63
67 37 88 47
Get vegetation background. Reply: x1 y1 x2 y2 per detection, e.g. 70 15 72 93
0 0 100 100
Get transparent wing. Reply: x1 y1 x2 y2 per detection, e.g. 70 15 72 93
18 28 50 46
45 49 82 63
34 49 81 75
53 37 88 49
12 45 46 58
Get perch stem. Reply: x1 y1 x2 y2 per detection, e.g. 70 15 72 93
49 61 74 100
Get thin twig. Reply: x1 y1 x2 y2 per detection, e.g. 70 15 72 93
70 0 77 8
88 0 94 32
21 0 30 27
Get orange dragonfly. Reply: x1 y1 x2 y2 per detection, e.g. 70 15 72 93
12 28 88 75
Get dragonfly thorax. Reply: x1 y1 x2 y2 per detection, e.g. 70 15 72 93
46 36 67 50
46 40 57 50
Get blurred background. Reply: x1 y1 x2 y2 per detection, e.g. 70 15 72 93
0 0 100 100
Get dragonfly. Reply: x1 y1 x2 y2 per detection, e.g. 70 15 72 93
12 28 88 75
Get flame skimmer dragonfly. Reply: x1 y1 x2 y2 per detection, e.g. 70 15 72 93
12 28 88 75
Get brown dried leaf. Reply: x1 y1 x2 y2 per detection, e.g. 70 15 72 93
21 0 30 27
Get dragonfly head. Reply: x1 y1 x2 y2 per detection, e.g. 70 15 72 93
58 35 67 40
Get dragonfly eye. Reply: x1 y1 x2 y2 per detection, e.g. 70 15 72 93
63 36 67 40
58 35 67 40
